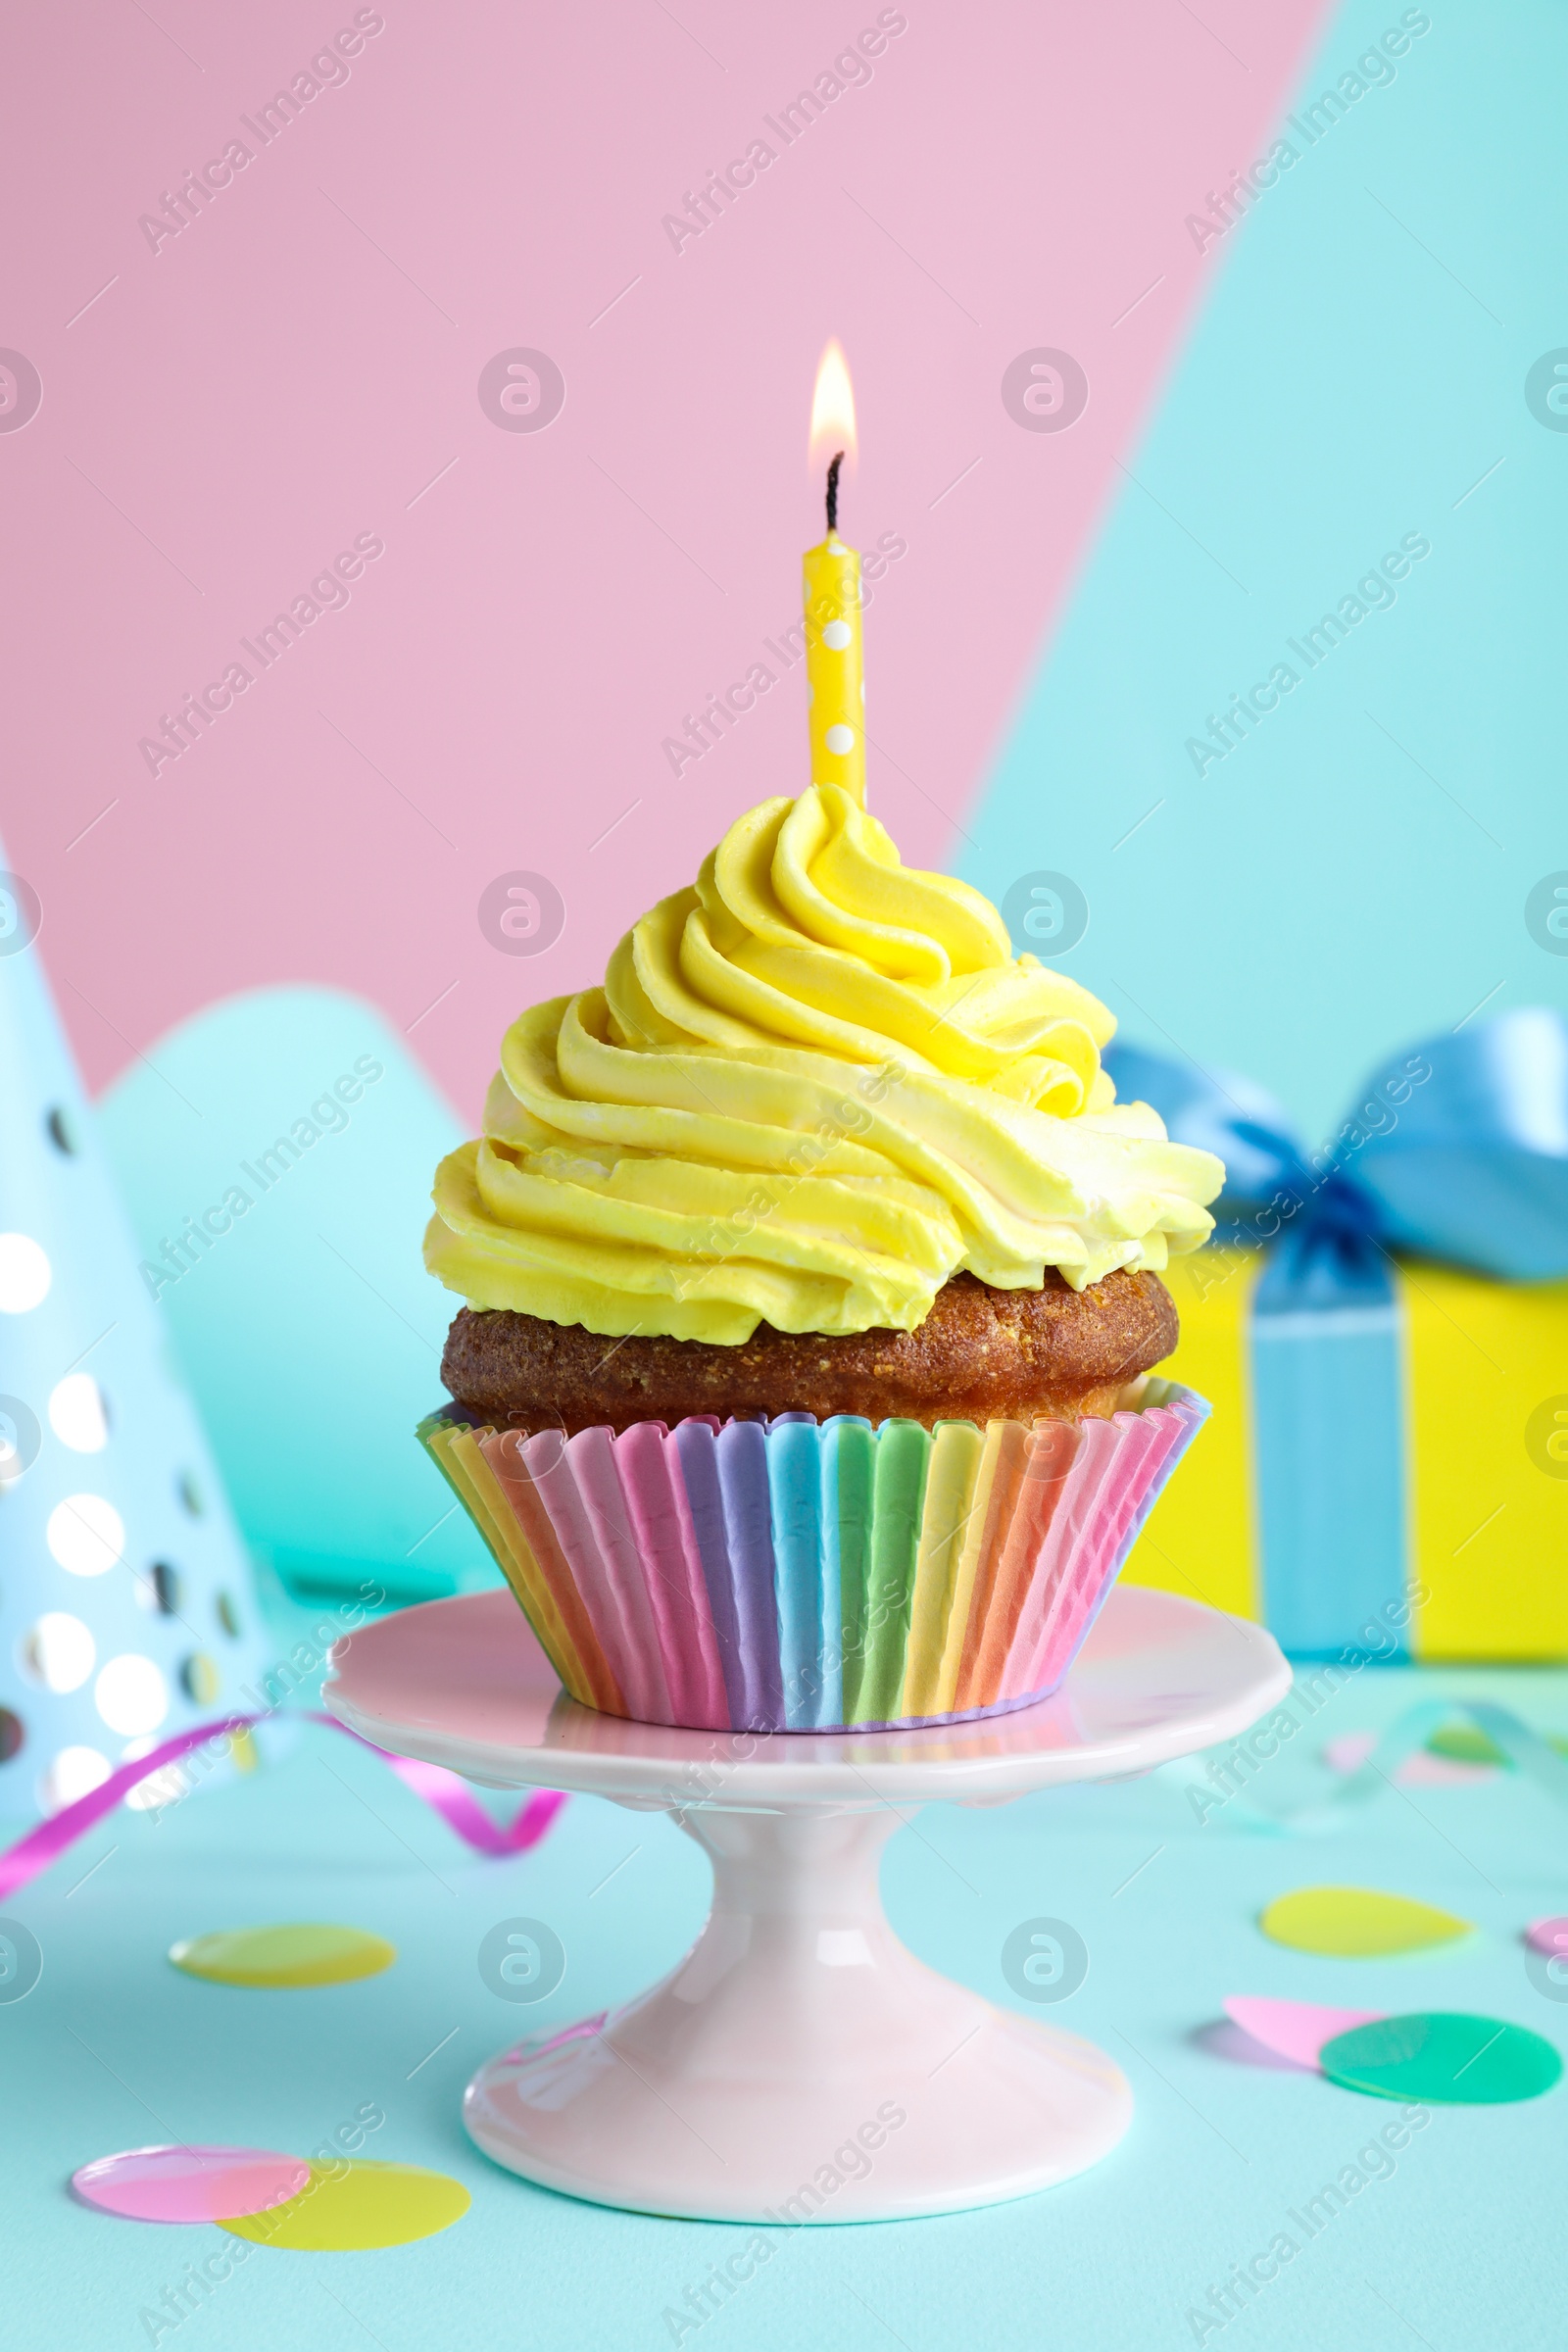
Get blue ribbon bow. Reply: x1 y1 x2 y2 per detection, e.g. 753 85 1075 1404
1102 1007 1568 1658
1104 1004 1568 1309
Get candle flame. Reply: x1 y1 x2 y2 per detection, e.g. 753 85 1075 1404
808 338 857 475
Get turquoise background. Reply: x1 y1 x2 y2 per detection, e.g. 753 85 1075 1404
960 0 1568 1148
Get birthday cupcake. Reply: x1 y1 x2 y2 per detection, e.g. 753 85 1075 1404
417 776 1222 1734
418 407 1221 1732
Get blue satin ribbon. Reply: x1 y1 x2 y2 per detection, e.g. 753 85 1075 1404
1171 1696 1568 1837
1105 1004 1568 1298
1103 1008 1568 1656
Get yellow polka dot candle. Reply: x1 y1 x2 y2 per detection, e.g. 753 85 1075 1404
804 339 865 807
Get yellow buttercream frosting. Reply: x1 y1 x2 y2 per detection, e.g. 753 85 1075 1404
425 785 1224 1343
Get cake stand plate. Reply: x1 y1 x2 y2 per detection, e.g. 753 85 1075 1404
325 1585 1288 2223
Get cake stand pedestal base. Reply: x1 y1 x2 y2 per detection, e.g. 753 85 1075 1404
324 1583 1289 2224
465 1805 1131 2223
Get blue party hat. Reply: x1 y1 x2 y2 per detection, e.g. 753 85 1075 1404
0 858 277 1821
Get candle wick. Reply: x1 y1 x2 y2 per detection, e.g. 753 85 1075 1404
825 450 844 535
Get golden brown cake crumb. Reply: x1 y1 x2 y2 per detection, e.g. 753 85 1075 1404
441 1269 1178 1436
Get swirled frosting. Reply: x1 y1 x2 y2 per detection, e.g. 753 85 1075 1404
426 785 1224 1343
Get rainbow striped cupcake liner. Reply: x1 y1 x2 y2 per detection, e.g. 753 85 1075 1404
416 1383 1207 1734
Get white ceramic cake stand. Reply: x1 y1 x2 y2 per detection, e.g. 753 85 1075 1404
325 1584 1288 2224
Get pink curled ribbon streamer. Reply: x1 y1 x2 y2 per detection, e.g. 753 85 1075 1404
0 1711 565 1904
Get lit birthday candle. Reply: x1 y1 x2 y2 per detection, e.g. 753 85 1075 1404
803 338 865 807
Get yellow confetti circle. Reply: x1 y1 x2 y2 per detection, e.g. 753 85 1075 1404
170 1923 397 1987
1259 1886 1471 1957
221 2160 469 2250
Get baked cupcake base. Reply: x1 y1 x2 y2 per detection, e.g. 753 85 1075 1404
440 1269 1178 1436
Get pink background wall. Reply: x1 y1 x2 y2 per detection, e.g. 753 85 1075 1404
1 0 1325 1123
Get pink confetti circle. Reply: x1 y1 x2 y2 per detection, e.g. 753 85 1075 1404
1224 1995 1384 2072
72 2144 310 2224
1526 1916 1568 1957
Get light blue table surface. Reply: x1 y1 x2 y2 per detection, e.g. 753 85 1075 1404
6 1591 1565 2352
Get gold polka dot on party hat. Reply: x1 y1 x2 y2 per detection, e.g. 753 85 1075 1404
179 1651 220 1704
169 1923 396 1987
221 2160 469 2250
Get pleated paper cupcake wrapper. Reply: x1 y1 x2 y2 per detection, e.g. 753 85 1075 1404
418 1385 1208 1734
416 1381 1208 1735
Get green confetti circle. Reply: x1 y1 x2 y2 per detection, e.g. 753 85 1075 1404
1319 2012 1562 2105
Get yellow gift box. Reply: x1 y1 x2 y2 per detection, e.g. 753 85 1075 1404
1125 1250 1568 1659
